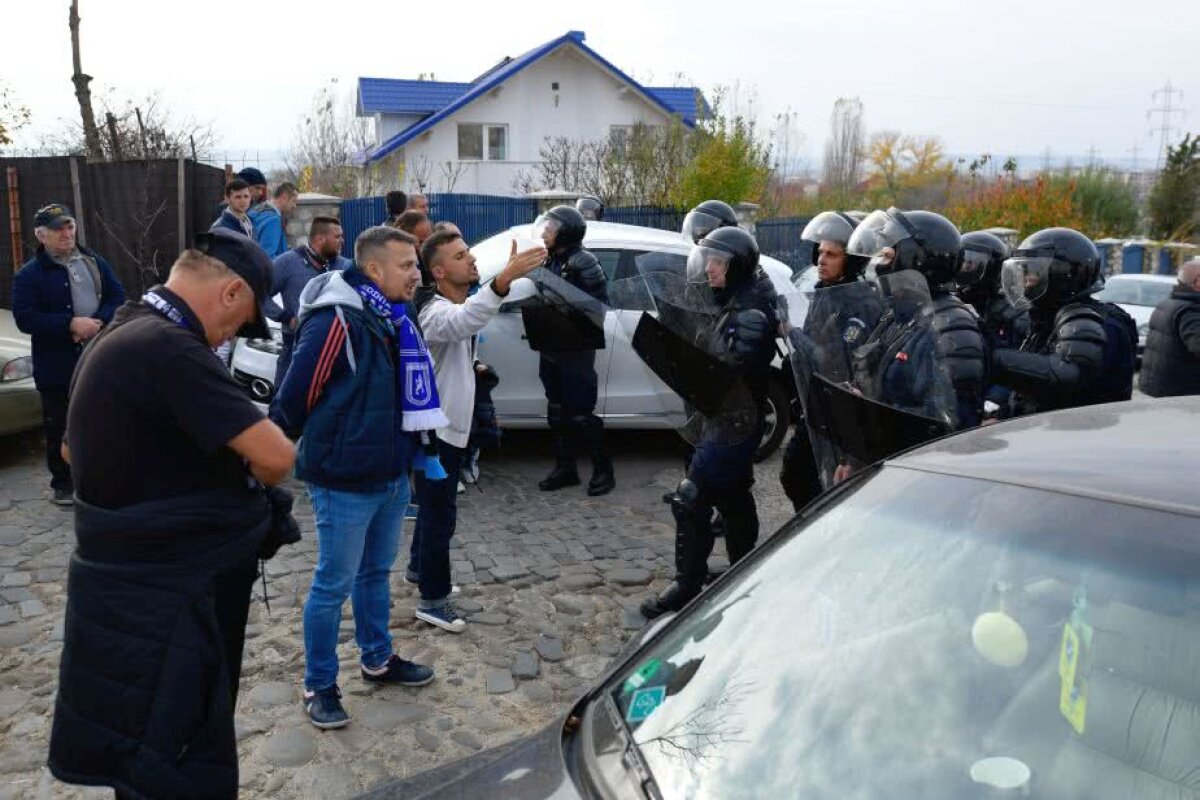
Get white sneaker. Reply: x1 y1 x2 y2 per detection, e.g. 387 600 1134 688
457 481 465 494
415 605 466 633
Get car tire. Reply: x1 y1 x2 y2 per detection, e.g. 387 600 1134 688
755 376 790 462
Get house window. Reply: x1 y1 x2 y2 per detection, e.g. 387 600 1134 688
457 124 508 161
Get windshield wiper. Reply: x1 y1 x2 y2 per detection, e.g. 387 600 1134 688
602 693 663 800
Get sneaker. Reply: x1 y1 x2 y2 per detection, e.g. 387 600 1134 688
415 605 467 633
404 569 420 585
461 462 479 485
361 654 435 687
457 481 465 495
404 504 419 520
50 488 74 507
304 685 350 729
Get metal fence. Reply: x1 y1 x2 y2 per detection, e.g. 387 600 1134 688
756 215 814 272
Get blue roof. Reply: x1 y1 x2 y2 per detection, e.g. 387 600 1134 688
644 87 710 126
362 31 704 163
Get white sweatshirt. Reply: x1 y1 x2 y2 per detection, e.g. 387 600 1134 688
417 283 506 449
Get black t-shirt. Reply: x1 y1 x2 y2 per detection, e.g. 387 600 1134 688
67 288 265 509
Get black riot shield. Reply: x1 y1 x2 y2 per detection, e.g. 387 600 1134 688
520 267 607 352
784 272 953 486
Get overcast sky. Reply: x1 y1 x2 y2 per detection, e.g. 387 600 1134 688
3 0 1195 172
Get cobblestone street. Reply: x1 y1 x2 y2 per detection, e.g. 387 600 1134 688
0 428 792 799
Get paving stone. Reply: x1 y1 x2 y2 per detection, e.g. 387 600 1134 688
257 729 318 767
18 599 45 618
0 623 35 648
0 527 24 546
291 763 362 800
490 563 529 581
245 681 295 709
33 568 65 583
521 683 555 703
414 727 441 752
470 612 510 626
356 701 431 731
621 607 649 631
513 651 540 680
486 668 515 694
608 568 653 587
451 730 484 751
1 572 31 588
0 604 18 626
0 740 43 773
564 655 610 681
534 634 564 662
455 598 484 613
235 714 270 742
0 588 34 603
0 687 30 718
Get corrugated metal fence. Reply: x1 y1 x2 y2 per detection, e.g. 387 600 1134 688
756 216 814 272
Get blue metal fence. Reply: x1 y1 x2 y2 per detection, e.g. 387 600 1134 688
755 216 814 273
604 205 686 233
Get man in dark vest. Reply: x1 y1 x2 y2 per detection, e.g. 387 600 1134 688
1140 259 1200 397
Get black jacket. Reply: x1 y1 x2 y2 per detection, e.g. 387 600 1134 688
49 487 270 800
1140 285 1200 397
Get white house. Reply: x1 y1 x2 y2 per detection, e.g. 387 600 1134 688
357 30 707 197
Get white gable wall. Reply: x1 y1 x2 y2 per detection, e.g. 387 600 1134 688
387 45 676 196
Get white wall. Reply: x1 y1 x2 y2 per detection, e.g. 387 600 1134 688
379 44 676 196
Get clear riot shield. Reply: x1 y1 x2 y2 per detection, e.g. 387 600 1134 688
785 272 954 486
520 266 609 352
620 270 763 447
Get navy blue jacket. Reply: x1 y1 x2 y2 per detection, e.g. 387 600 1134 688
269 267 417 492
211 210 252 236
12 247 126 391
263 246 352 327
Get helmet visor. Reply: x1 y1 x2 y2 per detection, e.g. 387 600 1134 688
801 211 856 249
956 246 993 288
1000 256 1053 308
531 214 561 248
682 210 725 244
687 244 732 286
846 209 916 279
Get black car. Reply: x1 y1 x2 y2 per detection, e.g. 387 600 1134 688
364 397 1200 800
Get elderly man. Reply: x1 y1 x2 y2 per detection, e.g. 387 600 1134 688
407 192 430 216
48 229 296 800
251 181 299 258
12 203 126 505
1140 259 1200 397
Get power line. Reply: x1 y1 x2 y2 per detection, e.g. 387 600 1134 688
1147 79 1186 171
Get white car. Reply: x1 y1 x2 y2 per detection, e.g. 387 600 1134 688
230 221 800 459
1092 273 1176 360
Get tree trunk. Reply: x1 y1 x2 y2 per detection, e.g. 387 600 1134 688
69 0 104 160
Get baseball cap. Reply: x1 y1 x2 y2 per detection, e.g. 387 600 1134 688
194 229 272 339
34 204 75 230
237 167 268 187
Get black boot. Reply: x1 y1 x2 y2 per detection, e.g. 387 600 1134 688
578 415 615 496
720 486 760 565
640 480 712 619
539 413 579 491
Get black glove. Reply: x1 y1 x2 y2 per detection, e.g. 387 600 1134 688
260 485 301 560
728 309 771 358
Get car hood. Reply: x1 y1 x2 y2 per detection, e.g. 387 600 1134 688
0 311 31 361
358 718 580 800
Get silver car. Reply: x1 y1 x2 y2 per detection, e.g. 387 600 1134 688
1092 273 1176 361
229 222 800 458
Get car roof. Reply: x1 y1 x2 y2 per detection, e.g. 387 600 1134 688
889 397 1200 518
1105 274 1177 284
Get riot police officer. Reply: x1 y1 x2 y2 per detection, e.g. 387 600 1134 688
994 227 1137 414
847 208 986 429
532 205 615 496
575 196 604 221
957 231 1028 419
681 199 739 244
641 226 779 619
778 211 881 511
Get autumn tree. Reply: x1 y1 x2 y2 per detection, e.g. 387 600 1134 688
1146 133 1200 240
945 175 1082 237
286 79 382 197
0 80 30 148
670 89 772 210
867 131 954 208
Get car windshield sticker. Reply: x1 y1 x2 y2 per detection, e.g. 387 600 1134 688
622 659 661 695
1059 589 1093 735
626 686 667 724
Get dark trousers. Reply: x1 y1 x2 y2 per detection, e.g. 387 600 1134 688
212 554 258 705
40 389 72 492
409 441 465 607
779 425 822 513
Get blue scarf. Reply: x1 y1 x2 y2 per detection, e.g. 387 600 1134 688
353 279 449 479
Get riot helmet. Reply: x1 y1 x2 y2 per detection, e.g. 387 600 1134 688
957 230 1011 306
802 211 869 282
846 207 962 291
681 199 738 244
687 225 760 289
999 227 1100 314
575 195 604 221
532 205 587 254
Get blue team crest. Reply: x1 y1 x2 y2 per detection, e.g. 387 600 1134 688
405 362 434 406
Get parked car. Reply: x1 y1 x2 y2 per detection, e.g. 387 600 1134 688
230 222 800 459
0 309 42 436
1092 273 1176 361
362 396 1200 799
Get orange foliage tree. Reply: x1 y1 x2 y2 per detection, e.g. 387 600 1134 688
945 175 1083 238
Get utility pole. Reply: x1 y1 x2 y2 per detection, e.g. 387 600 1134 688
1127 141 1142 174
1147 80 1185 172
69 0 103 159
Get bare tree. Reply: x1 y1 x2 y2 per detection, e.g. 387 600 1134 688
821 97 866 203
40 91 216 161
69 0 103 159
0 80 31 148
438 159 466 192
285 79 376 197
408 155 433 193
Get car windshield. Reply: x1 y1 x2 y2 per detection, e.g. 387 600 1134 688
1093 279 1174 307
602 466 1200 799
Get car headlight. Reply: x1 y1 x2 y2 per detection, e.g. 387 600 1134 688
246 328 284 355
1 356 33 383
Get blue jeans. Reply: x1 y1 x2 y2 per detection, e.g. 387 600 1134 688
409 441 465 609
303 477 409 691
